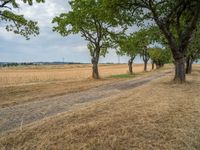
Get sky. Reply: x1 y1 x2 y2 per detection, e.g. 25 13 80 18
0 0 143 63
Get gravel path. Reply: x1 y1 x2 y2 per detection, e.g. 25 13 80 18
0 71 172 134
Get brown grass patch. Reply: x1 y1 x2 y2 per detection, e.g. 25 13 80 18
0 66 200 150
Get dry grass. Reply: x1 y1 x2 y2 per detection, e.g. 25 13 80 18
0 64 152 108
1 65 200 150
0 64 151 87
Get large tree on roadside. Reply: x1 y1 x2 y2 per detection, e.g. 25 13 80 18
0 0 44 39
104 0 200 83
52 0 120 79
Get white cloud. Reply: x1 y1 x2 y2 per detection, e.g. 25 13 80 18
15 0 70 27
0 27 18 40
74 45 88 52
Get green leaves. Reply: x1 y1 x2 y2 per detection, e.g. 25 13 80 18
53 0 121 57
0 0 44 39
117 35 139 57
1 10 39 40
149 47 171 64
187 24 200 61
22 0 45 6
52 13 73 36
117 26 161 58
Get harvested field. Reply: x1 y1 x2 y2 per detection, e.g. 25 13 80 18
0 65 200 150
0 64 152 87
0 64 153 107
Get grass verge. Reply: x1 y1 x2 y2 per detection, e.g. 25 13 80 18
109 73 138 79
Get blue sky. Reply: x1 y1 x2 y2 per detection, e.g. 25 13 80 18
0 0 143 63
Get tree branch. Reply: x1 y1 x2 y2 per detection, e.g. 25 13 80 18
0 0 12 9
80 28 96 45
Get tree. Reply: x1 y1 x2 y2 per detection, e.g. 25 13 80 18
186 25 200 74
103 0 200 83
117 35 139 74
140 46 150 72
149 47 172 69
52 0 119 79
135 28 154 72
0 0 44 39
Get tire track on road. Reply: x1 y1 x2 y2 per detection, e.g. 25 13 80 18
0 70 172 134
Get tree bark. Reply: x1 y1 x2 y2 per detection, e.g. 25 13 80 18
91 57 99 79
155 61 163 69
174 57 186 83
156 64 160 69
188 61 192 74
142 47 149 72
91 46 100 79
128 57 134 74
186 58 193 74
152 61 155 70
144 60 148 72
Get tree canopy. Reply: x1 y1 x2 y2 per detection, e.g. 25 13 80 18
116 34 140 74
117 35 139 58
187 24 200 63
0 0 44 39
149 47 171 68
185 24 200 74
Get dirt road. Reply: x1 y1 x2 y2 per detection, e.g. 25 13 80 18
0 71 172 134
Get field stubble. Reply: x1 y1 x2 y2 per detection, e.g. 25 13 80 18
0 64 151 87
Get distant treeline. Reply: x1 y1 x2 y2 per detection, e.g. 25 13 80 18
0 62 84 67
0 62 34 67
0 62 122 67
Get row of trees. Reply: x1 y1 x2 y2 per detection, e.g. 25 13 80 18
1 0 200 83
107 0 200 83
52 0 200 83
116 27 172 74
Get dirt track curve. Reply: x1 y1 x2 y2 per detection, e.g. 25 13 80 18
0 70 172 134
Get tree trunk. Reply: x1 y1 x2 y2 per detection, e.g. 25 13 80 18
152 61 155 70
156 63 160 69
174 57 186 83
144 60 148 72
186 58 193 74
188 61 192 74
142 47 149 72
92 58 99 79
128 59 133 74
155 61 163 69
